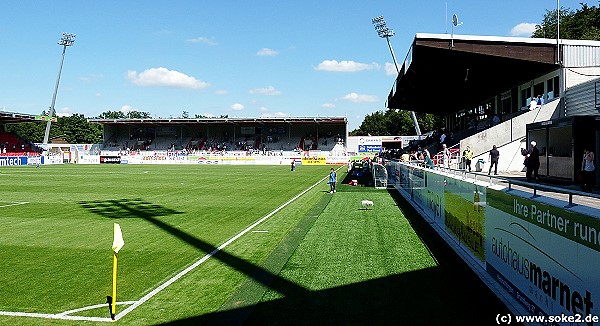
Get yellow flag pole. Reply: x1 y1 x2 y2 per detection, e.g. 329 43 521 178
111 251 118 319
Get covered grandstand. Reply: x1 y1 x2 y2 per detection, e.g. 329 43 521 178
89 116 348 155
388 33 600 182
0 111 43 156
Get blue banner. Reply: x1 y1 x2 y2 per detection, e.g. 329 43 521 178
0 156 27 166
358 145 382 153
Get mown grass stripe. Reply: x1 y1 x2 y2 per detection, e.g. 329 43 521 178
215 193 333 322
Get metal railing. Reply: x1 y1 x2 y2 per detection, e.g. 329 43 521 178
405 161 600 208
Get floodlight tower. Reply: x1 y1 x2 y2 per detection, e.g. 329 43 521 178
372 16 421 135
43 32 76 145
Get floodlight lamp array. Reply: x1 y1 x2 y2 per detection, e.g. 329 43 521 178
371 16 394 38
58 33 76 47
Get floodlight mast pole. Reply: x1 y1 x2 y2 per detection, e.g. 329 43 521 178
372 16 421 136
43 32 76 145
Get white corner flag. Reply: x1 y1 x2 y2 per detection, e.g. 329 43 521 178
112 223 125 253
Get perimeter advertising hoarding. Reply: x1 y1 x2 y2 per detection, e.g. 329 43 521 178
100 156 121 164
302 156 327 165
0 156 27 166
444 177 486 264
387 162 599 322
485 189 599 320
347 136 382 154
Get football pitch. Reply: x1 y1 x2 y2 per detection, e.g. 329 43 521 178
0 164 508 325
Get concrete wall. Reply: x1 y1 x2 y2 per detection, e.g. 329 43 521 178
460 99 560 173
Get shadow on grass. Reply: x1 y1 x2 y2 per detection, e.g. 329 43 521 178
163 264 511 326
79 198 183 219
79 198 306 298
79 196 515 325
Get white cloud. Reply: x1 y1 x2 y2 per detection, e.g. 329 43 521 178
215 89 228 95
231 103 244 111
322 103 336 109
56 107 72 117
187 36 218 45
259 106 287 117
315 60 378 72
79 74 103 83
120 105 135 113
384 62 397 76
249 86 282 96
340 92 378 103
261 111 287 118
510 23 537 37
127 67 210 89
257 48 278 56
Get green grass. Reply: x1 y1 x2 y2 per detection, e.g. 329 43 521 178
0 164 510 325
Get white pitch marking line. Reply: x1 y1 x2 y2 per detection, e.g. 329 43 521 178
252 230 269 233
0 201 28 208
57 301 137 316
0 301 136 322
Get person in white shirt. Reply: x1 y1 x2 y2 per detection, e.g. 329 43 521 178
529 96 537 110
581 148 596 192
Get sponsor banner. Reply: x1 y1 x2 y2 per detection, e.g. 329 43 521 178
77 155 100 164
44 155 63 165
325 156 348 164
486 189 599 318
486 263 548 317
390 162 445 225
444 177 486 263
100 156 121 164
197 160 219 164
358 144 382 153
0 156 27 166
302 156 327 165
27 156 43 165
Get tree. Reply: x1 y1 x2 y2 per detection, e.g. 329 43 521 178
55 113 103 143
532 4 600 40
97 110 126 119
350 110 442 136
5 121 46 143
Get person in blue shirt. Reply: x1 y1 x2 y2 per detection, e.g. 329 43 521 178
328 168 337 193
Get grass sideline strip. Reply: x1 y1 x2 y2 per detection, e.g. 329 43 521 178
214 194 333 323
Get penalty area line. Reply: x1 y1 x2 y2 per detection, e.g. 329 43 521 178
114 172 332 321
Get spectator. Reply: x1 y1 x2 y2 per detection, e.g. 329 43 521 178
463 145 473 172
581 148 596 192
442 144 450 169
488 145 500 175
529 96 537 110
526 141 540 183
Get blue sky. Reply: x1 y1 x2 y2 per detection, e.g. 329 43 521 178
0 1 582 130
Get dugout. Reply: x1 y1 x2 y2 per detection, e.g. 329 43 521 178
526 115 600 183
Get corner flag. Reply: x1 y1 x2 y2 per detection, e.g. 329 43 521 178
112 223 124 253
109 223 124 320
